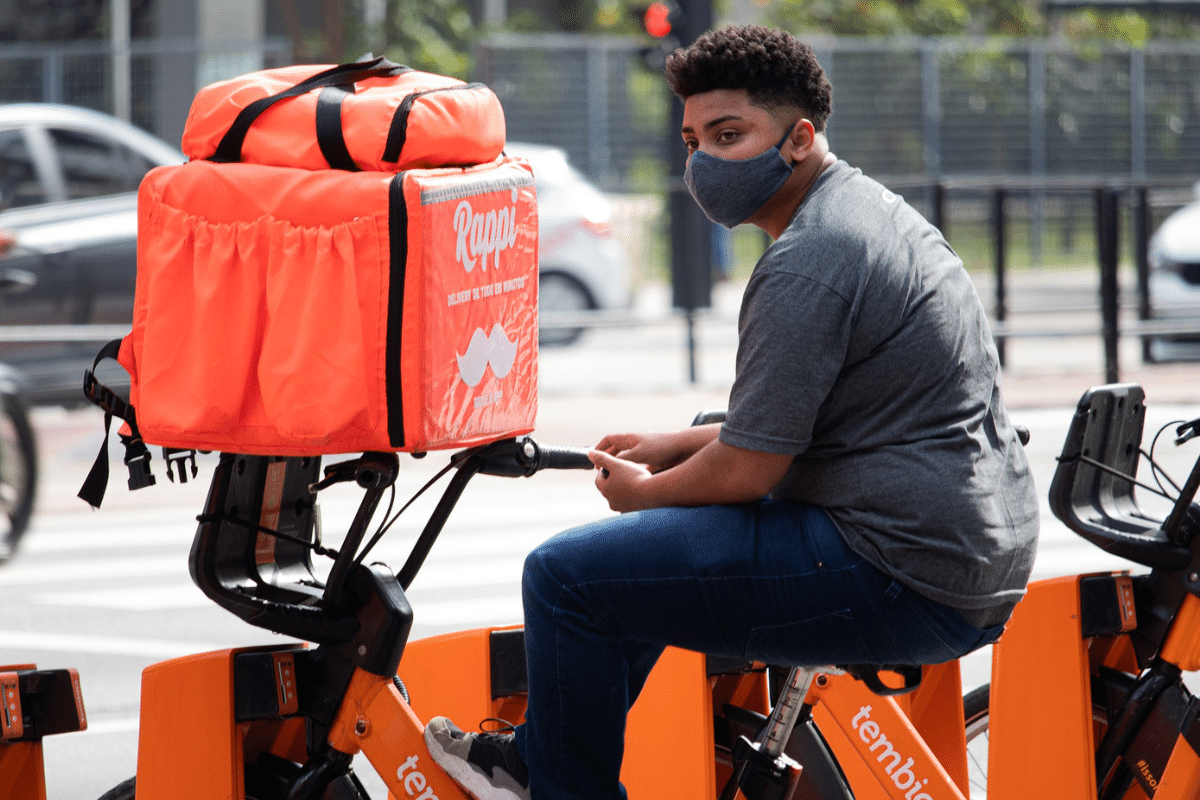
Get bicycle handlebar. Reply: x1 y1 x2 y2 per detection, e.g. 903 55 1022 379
533 443 595 472
467 437 595 478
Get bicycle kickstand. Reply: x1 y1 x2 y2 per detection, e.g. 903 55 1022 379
718 666 812 800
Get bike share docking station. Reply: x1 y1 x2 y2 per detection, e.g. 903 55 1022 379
0 665 87 800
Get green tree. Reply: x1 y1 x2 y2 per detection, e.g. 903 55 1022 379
767 0 1043 36
378 0 476 76
766 0 1200 42
505 0 687 34
276 0 476 77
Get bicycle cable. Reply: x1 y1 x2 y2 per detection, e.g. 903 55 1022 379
1073 454 1176 501
1145 419 1187 498
193 509 341 559
353 457 461 566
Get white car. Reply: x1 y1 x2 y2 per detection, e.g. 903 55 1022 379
0 103 185 404
506 142 633 346
1147 182 1200 361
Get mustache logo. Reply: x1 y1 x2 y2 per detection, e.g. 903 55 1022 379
456 323 518 387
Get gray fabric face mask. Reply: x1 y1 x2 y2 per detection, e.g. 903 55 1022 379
683 128 795 228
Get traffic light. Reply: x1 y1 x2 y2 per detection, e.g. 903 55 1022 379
642 2 676 37
634 1 683 71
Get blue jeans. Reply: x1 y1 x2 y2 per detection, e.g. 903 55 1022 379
510 499 1002 800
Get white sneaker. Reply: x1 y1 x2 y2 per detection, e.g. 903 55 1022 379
424 717 531 800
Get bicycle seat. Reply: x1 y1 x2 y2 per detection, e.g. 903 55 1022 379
1049 384 1191 571
840 664 922 695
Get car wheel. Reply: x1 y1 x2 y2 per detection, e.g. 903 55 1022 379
539 272 593 347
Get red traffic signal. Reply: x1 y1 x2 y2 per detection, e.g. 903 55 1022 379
642 2 675 38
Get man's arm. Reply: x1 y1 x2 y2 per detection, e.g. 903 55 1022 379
588 435 794 512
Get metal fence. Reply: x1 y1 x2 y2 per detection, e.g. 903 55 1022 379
475 33 1200 191
474 33 669 194
0 33 1196 380
3 33 1194 193
822 37 1200 182
1 32 1196 278
476 32 1200 278
0 36 293 146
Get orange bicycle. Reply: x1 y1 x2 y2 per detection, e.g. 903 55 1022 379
8 382 1200 800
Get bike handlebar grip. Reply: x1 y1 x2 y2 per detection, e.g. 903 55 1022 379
539 446 595 471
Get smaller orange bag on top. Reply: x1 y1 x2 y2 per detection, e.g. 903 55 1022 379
118 156 539 457
181 55 506 172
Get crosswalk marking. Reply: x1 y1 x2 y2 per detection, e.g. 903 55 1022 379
70 717 139 736
6 505 1134 611
0 555 186 586
33 583 209 610
0 631 234 659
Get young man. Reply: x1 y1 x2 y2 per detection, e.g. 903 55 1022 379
426 24 1039 800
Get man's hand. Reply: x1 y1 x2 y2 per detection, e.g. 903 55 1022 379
588 430 795 513
589 449 653 512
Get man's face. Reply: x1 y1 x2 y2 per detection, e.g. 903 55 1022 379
680 88 791 162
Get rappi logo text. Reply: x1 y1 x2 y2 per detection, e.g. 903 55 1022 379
454 194 519 273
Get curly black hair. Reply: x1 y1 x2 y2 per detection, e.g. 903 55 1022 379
664 25 832 132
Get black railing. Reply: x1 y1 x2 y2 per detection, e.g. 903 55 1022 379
894 175 1199 383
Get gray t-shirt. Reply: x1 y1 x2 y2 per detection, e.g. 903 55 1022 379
719 160 1039 615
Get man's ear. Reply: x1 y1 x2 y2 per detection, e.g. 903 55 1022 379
786 118 817 160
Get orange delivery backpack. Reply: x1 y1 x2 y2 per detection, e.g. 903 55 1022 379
180 55 506 172
78 155 540 507
77 57 536 508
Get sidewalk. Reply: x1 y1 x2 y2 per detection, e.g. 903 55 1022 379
972 265 1199 409
1001 359 1200 410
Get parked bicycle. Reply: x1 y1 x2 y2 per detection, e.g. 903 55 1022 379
0 362 36 565
0 229 40 566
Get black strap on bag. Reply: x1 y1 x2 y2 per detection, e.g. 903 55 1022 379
209 53 411 168
315 85 359 172
380 82 490 164
78 339 155 509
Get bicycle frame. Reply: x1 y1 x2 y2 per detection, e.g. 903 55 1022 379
126 629 978 800
131 640 767 800
987 574 1200 800
116 438 941 800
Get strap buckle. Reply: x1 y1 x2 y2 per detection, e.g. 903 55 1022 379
163 448 199 484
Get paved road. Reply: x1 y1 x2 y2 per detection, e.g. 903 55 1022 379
4 272 1200 798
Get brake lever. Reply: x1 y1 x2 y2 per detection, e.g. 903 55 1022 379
1176 418 1200 446
310 459 359 492
310 452 398 493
